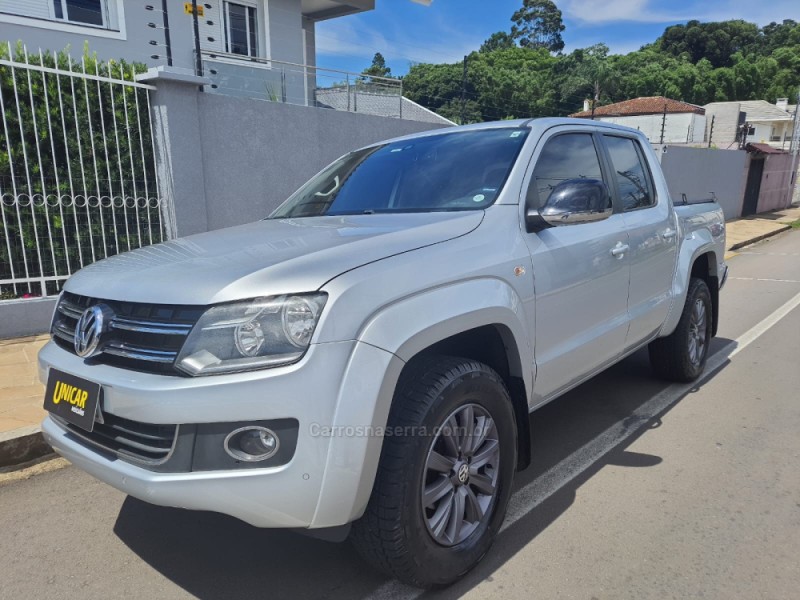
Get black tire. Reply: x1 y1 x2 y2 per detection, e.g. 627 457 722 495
649 277 713 382
349 355 517 588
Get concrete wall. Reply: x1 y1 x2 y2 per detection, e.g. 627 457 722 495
145 68 451 237
0 297 56 340
659 146 748 220
757 153 797 213
598 113 706 144
195 92 450 232
704 103 742 148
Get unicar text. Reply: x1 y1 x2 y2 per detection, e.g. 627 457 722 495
52 381 88 416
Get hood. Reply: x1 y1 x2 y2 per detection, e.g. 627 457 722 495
64 212 484 305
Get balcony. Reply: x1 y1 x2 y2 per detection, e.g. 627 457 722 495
200 51 451 124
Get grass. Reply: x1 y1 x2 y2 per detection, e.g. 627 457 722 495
789 219 800 229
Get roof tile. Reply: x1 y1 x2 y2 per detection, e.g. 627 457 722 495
571 96 705 118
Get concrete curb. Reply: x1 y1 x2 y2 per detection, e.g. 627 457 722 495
0 425 53 470
728 224 792 251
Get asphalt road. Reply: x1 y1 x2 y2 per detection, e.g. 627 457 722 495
1 229 799 600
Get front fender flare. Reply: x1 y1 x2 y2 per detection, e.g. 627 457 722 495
360 277 533 391
311 278 533 527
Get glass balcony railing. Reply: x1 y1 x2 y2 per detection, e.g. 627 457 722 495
200 51 405 119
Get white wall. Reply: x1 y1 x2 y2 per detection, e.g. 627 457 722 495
597 112 706 144
745 123 772 144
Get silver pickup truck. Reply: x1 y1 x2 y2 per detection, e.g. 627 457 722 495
39 118 727 588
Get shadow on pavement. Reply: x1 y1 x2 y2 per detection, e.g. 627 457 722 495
113 342 736 600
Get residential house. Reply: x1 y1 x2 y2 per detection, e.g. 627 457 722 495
0 1 450 123
703 99 797 150
570 96 706 144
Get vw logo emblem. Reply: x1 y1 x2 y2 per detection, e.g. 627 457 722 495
74 305 107 358
457 463 470 485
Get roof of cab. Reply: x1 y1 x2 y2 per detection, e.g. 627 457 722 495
365 117 646 149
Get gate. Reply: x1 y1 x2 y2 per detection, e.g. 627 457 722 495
0 43 169 300
742 157 765 217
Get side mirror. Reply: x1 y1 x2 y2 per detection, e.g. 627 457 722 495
526 179 612 231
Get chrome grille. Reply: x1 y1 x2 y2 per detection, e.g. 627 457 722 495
56 413 178 465
51 292 204 375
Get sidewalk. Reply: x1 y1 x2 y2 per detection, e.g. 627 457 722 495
0 335 51 468
725 205 800 256
0 206 799 468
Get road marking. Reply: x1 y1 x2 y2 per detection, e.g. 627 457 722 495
365 289 800 600
729 277 800 284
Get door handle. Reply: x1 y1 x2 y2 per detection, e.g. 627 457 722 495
610 243 629 258
662 228 677 240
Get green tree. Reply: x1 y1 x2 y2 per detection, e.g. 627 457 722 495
480 32 516 53
362 52 392 78
510 0 565 53
557 44 617 110
659 20 761 68
403 47 559 124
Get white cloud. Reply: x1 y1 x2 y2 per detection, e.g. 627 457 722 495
561 0 799 24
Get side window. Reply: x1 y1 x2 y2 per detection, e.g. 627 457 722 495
603 136 655 211
528 133 607 209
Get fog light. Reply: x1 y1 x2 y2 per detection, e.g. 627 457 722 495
224 426 280 462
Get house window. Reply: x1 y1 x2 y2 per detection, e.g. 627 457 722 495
52 0 106 27
224 2 258 57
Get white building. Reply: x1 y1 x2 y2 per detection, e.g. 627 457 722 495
571 96 706 144
703 99 797 150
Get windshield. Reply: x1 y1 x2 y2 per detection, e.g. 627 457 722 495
269 128 529 218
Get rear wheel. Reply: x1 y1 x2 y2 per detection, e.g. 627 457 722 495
350 355 517 588
649 277 713 382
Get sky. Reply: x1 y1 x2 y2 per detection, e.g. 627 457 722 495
315 0 800 76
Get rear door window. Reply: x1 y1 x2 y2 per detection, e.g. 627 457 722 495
603 136 655 211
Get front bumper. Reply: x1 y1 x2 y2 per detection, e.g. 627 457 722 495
39 338 402 529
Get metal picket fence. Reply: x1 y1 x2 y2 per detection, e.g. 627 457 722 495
0 43 169 300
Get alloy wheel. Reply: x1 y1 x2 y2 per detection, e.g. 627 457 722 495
421 403 500 547
688 298 707 366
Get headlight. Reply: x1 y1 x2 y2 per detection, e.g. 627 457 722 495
175 293 327 376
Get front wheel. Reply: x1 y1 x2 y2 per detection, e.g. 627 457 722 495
649 277 713 382
349 355 517 588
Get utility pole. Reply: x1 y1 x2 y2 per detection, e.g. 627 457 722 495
590 98 596 120
460 55 468 125
787 88 800 206
707 115 715 148
790 88 800 156
660 99 667 144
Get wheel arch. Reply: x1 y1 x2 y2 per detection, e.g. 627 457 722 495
359 279 534 470
662 238 721 338
405 324 532 471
